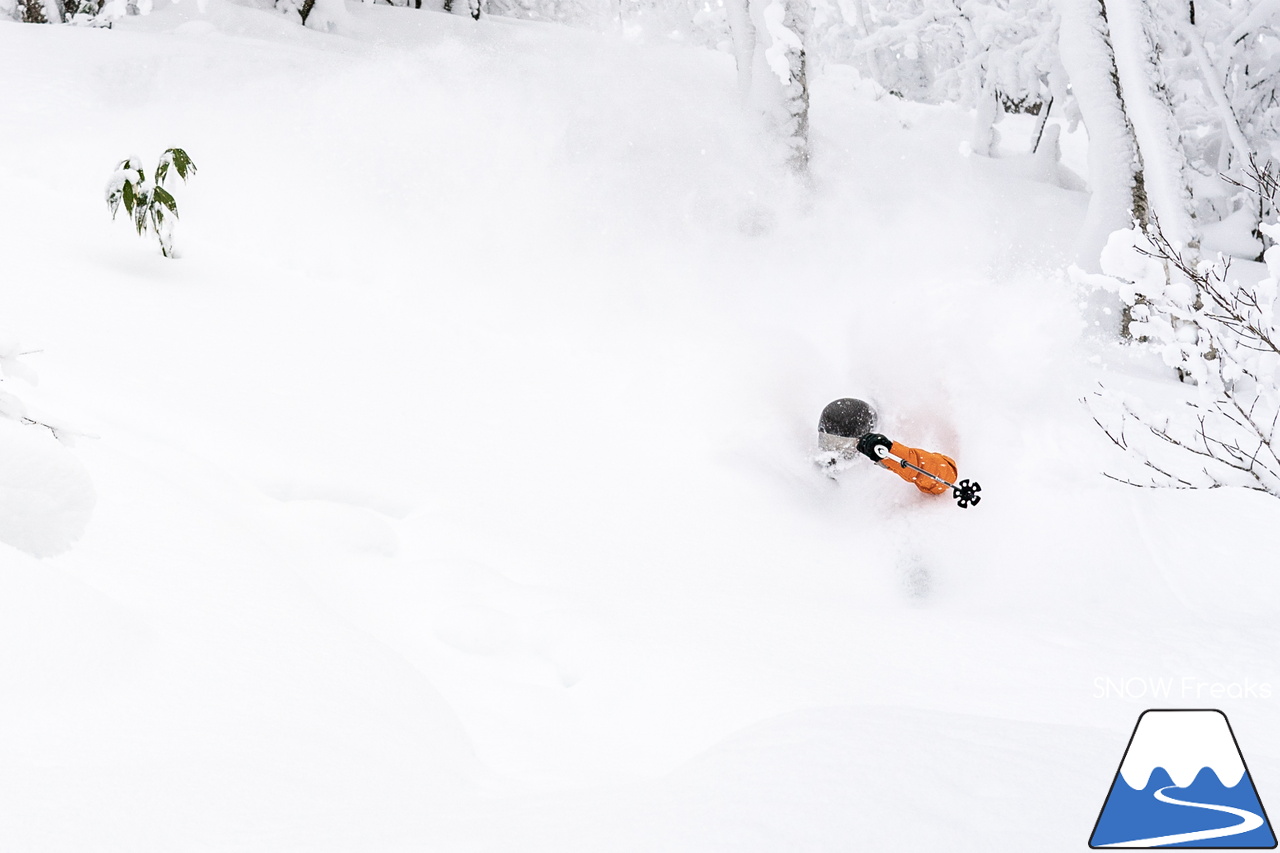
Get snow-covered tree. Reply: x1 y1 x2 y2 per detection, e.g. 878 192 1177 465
9 0 63 23
1061 0 1277 264
6 0 136 25
1105 0 1198 249
62 0 106 23
1057 0 1280 337
1056 0 1148 271
1176 1 1280 257
814 0 1059 152
814 0 1279 276
726 0 811 173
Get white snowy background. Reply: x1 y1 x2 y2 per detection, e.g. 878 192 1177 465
2 0 1279 850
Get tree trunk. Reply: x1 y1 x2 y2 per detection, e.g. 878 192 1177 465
1057 0 1149 271
970 77 1001 157
778 0 811 173
724 0 756 98
1106 0 1198 249
849 0 883 88
1031 97 1054 153
749 0 811 174
726 0 811 176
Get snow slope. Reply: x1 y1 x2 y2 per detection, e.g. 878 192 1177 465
2 3 1278 850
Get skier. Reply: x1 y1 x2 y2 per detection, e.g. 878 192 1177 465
817 398 965 498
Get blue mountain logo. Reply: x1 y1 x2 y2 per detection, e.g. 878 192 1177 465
1090 709 1276 848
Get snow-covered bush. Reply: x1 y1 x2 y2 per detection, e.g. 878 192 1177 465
442 0 483 21
1167 3 1280 250
0 338 96 557
0 340 43 429
1086 198 1280 496
4 0 114 24
63 0 111 25
0 339 89 448
815 0 1058 114
6 0 56 22
276 0 349 30
105 148 197 259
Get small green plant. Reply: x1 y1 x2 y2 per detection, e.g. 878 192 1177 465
105 148 197 258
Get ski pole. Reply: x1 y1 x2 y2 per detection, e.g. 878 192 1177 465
873 445 983 508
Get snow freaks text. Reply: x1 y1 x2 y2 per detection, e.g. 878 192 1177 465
1093 677 1274 702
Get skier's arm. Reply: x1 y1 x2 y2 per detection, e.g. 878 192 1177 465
888 443 957 495
881 441 927 487
858 433 957 495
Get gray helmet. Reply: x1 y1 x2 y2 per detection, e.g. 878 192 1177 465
818 398 877 457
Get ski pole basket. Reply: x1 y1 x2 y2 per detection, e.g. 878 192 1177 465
952 478 981 509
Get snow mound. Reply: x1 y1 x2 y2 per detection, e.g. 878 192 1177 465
0 418 95 557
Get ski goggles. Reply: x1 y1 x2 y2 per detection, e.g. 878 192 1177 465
817 430 861 458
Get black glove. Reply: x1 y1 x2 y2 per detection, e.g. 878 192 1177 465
857 433 893 462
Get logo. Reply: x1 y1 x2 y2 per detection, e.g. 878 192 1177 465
1090 709 1276 848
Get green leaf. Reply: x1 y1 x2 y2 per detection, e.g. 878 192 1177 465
168 148 196 181
122 180 135 216
153 185 178 216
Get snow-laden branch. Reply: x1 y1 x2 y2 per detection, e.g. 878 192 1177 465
1086 169 1280 497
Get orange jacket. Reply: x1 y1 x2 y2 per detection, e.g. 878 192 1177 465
879 441 957 495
